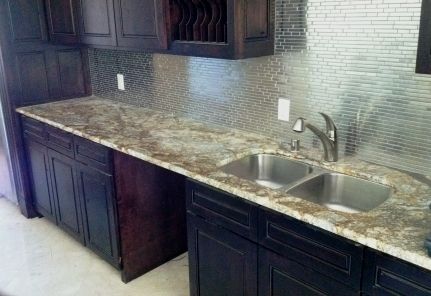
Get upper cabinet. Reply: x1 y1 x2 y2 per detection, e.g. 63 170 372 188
167 0 274 59
417 0 431 74
44 0 275 59
76 0 168 49
114 0 168 49
78 0 117 46
45 0 79 44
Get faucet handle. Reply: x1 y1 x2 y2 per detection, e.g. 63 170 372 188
292 117 306 133
319 113 337 141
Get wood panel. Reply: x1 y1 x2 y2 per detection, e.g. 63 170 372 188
45 0 80 44
187 213 258 296
258 247 357 296
417 0 431 74
114 151 187 283
258 208 364 291
186 180 258 241
56 49 87 97
114 0 168 49
78 0 117 46
77 163 120 268
15 51 50 104
363 249 431 296
24 137 56 222
48 149 85 243
244 0 269 40
6 0 47 42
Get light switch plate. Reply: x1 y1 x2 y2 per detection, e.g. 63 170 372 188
278 98 290 122
117 74 125 91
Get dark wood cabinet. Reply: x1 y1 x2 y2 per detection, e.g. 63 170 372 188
78 0 117 46
417 0 431 74
24 137 56 223
21 116 187 282
114 151 187 283
186 180 364 295
186 180 259 241
168 0 275 59
259 247 357 296
77 163 120 267
48 149 85 243
77 0 168 49
258 209 364 292
187 213 258 296
363 249 431 296
45 0 79 44
114 0 168 49
45 0 274 58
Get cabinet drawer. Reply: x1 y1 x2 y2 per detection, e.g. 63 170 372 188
259 247 358 296
259 208 364 291
22 116 46 143
74 137 112 173
363 249 431 296
46 125 74 157
186 180 258 241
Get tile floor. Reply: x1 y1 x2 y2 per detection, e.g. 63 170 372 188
0 197 189 296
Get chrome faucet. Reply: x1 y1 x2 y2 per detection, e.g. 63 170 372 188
292 113 338 162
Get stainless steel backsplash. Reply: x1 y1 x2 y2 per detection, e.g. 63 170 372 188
89 0 431 175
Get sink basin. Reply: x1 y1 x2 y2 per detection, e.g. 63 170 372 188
287 173 391 213
220 154 313 190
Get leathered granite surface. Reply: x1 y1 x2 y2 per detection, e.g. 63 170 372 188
17 96 431 271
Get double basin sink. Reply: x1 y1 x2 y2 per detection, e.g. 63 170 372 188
220 154 391 213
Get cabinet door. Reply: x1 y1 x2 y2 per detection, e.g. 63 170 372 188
78 0 117 46
417 0 431 74
258 247 357 296
114 0 167 49
77 163 120 268
187 213 257 296
45 0 79 44
48 149 84 243
363 249 431 296
24 138 56 222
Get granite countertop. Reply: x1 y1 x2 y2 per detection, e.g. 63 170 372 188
17 96 431 271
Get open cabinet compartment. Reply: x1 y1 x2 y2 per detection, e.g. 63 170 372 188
170 0 228 43
167 0 275 59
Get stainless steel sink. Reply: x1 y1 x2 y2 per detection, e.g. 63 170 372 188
287 173 391 213
220 154 314 190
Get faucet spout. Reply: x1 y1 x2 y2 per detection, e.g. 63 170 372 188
292 113 338 162
304 123 338 162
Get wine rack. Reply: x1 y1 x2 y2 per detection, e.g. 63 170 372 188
169 0 227 43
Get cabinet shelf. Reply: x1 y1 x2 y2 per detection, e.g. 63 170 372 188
170 0 227 44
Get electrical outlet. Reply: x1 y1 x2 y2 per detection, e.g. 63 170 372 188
117 74 125 91
278 98 290 122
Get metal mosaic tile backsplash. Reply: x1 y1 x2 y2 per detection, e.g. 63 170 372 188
89 0 431 175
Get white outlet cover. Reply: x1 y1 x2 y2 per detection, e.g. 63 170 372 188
117 74 125 91
278 98 290 122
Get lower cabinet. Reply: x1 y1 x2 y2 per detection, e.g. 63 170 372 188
362 249 431 296
77 163 119 268
23 117 119 266
187 213 258 296
258 247 357 296
48 148 85 243
25 138 56 223
22 115 187 282
186 180 363 296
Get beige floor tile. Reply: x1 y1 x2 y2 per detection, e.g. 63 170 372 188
0 197 189 296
